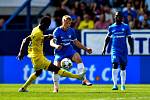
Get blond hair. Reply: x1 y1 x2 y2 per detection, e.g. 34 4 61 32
62 15 72 22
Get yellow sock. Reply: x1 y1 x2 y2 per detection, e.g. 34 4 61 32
22 73 37 89
57 69 80 79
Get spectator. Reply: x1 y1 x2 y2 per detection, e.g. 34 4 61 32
0 18 5 29
2 0 150 30
77 13 94 30
133 18 142 29
69 8 78 28
138 9 145 23
127 14 134 29
133 0 142 11
74 16 81 29
146 13 150 28
94 14 109 29
54 3 69 26
95 5 105 19
122 2 137 24
113 0 126 10
104 5 113 25
76 2 92 20
142 13 149 29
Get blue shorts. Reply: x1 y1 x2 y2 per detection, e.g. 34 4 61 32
54 46 77 61
111 52 128 66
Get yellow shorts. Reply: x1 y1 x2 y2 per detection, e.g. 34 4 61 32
31 56 51 71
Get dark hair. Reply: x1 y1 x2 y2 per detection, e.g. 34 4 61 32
115 11 123 17
40 16 51 25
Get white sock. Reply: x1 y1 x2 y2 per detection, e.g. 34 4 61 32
77 63 86 79
77 63 85 74
52 73 60 89
112 68 119 86
120 70 126 86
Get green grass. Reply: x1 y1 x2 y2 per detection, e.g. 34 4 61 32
0 84 150 100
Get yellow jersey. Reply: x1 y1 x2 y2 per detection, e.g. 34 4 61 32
28 26 44 58
28 26 51 70
77 20 94 30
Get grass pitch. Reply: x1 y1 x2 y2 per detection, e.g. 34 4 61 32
0 84 150 100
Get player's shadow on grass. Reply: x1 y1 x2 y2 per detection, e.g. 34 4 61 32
60 92 100 93
99 91 138 93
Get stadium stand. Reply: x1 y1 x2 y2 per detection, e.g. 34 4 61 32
0 0 150 55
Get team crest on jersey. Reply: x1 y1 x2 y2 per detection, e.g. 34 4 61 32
61 36 63 39
112 30 115 33
68 35 71 38
122 28 125 31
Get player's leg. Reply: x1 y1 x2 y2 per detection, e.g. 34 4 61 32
72 52 92 86
18 69 42 92
120 65 126 90
52 54 64 93
112 62 119 90
47 62 85 79
52 61 60 93
47 62 85 92
120 54 127 90
111 54 119 90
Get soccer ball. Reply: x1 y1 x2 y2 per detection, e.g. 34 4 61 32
61 58 72 70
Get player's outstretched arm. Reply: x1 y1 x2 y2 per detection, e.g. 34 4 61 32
102 36 110 55
128 36 134 55
44 34 53 41
73 40 92 54
17 36 31 60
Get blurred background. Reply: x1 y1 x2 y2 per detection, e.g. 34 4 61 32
0 0 150 84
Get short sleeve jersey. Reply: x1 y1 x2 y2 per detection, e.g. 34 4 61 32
52 27 77 54
107 22 132 53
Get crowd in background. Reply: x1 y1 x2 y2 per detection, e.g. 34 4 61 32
47 0 150 30
1 0 150 30
0 0 150 55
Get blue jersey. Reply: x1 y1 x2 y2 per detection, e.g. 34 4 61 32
107 22 132 65
108 22 131 54
52 27 77 61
